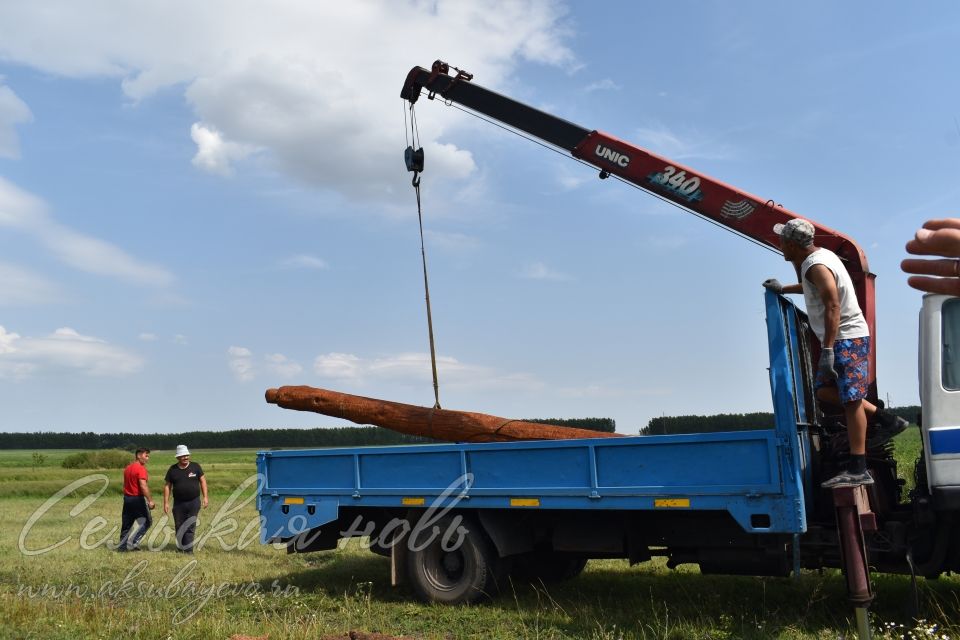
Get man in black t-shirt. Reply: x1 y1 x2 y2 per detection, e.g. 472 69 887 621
163 445 209 553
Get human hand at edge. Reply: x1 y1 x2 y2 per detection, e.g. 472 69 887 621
902 219 960 295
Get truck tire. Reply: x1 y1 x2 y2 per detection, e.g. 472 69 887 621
511 551 588 583
405 514 503 604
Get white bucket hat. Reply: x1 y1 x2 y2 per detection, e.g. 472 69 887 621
175 445 191 458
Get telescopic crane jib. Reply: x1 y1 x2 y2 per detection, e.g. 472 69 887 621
401 60 879 402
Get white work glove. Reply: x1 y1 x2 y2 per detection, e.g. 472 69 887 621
818 347 838 381
762 278 783 293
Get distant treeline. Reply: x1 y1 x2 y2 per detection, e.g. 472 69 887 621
525 417 616 433
641 405 920 435
888 405 922 424
0 417 616 450
642 412 775 435
0 427 431 451
0 408 920 448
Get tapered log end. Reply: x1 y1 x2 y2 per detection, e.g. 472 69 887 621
265 388 280 404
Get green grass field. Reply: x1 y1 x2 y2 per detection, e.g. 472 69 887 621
0 437 957 640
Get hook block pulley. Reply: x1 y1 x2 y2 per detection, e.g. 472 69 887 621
405 145 424 173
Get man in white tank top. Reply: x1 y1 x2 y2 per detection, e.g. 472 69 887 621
762 218 906 487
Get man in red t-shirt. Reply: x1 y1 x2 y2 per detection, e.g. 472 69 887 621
117 448 155 551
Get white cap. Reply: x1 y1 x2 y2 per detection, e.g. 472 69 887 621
175 444 190 458
773 218 815 247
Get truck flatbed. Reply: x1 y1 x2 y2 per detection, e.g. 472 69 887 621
258 293 811 544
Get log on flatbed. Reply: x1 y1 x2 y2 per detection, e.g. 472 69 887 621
265 385 621 442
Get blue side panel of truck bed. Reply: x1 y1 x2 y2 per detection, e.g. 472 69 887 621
258 292 809 543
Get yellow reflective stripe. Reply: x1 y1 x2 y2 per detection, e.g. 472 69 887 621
283 497 305 505
510 498 540 507
654 498 690 508
402 497 425 506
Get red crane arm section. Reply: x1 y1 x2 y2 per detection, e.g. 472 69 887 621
576 130 867 270
578 130 876 352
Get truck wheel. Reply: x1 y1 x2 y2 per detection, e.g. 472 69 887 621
405 515 502 604
512 551 588 583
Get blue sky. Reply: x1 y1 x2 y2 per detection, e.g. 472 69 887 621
1 2 958 434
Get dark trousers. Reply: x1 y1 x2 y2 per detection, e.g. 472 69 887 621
172 497 201 552
118 495 151 549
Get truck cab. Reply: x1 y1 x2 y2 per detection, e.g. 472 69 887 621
919 294 960 509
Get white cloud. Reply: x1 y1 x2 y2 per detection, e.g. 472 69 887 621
555 170 591 191
634 124 732 161
0 1 574 203
265 353 303 378
0 173 45 228
42 223 174 286
422 141 477 181
313 351 543 391
0 325 143 378
519 261 572 281
230 348 303 381
0 82 32 158
190 122 257 176
0 262 60 305
227 345 254 381
313 352 363 380
0 326 19 354
583 78 620 93
172 334 188 345
558 176 587 190
138 333 158 342
281 254 328 270
0 177 174 286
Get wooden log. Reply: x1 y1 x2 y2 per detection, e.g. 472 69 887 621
265 385 621 442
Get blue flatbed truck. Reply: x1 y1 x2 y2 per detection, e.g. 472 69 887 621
257 63 960 612
257 292 960 606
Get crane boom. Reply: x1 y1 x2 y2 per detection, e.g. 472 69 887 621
401 60 877 398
